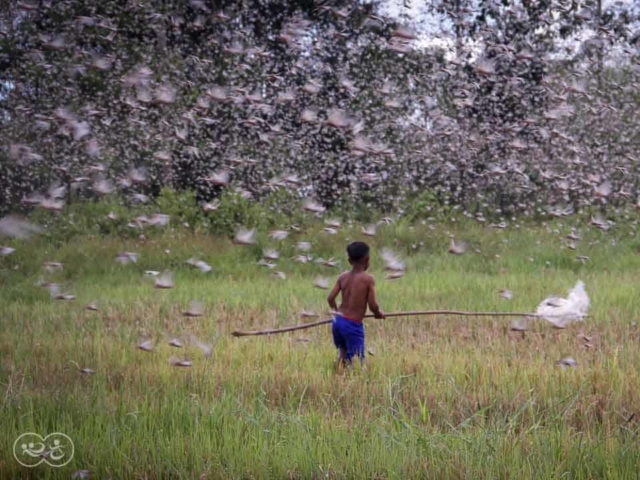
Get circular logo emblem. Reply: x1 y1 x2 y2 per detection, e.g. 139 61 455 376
13 432 74 468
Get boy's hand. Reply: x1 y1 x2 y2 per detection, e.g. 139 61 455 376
374 310 385 319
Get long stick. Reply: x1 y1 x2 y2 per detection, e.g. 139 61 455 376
231 310 539 337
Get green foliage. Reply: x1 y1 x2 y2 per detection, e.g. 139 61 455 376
204 191 269 235
19 189 300 242
155 188 201 231
28 198 139 242
260 189 306 225
403 190 450 222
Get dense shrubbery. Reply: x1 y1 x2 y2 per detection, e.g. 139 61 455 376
23 188 349 242
16 183 640 245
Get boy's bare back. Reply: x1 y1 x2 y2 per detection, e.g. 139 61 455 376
328 270 383 322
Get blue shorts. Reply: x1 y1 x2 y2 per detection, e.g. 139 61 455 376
332 314 365 362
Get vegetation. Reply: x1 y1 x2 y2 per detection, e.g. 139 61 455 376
1 0 639 215
1 0 640 477
2 215 640 478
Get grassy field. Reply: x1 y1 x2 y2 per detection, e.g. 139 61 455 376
2 219 640 479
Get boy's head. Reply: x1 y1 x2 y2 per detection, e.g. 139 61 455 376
347 241 370 269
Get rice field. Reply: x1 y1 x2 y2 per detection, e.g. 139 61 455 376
2 220 640 479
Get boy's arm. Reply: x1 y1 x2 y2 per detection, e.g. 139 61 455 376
327 277 341 312
367 277 385 319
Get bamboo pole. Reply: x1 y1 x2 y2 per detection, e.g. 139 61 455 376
231 310 541 337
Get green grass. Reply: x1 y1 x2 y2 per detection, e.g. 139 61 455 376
2 219 640 479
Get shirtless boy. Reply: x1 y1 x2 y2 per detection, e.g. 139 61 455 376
327 241 385 368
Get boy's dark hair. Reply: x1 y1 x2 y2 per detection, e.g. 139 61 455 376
347 241 370 262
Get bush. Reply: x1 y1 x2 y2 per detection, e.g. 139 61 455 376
155 188 201 231
13 186 409 243
205 191 269 235
28 197 145 242
403 191 449 222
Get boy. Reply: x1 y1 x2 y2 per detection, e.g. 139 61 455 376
327 241 384 368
